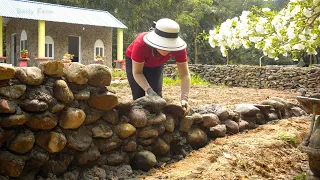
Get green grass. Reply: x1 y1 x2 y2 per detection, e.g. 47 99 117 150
278 133 298 144
293 172 307 180
163 71 212 86
111 69 127 79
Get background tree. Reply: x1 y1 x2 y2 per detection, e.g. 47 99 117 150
35 0 291 66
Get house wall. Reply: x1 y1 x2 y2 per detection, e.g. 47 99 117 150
5 18 113 67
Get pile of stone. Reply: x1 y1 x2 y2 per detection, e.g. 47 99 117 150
0 62 307 179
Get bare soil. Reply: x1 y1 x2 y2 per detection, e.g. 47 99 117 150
110 82 319 180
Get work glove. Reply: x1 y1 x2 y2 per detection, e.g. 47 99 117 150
181 99 190 116
146 88 158 97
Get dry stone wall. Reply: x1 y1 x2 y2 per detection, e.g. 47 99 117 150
0 62 307 179
165 64 320 94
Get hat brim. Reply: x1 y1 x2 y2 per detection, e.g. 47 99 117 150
143 31 187 51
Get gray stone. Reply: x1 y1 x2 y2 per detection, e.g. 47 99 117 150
63 62 88 85
15 67 44 85
130 151 156 171
0 85 26 99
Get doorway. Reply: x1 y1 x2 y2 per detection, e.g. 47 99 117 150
68 36 81 63
11 33 17 66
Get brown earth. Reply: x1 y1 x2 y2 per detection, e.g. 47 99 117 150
110 82 319 180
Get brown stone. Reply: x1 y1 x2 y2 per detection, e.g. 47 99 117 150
102 109 119 125
40 60 64 77
0 85 26 99
88 91 118 111
164 115 175 132
0 151 25 177
187 128 208 148
26 112 58 130
86 64 112 87
0 114 30 128
36 131 67 153
94 135 123 153
114 123 137 139
147 113 166 126
63 62 88 84
202 113 220 128
90 120 113 138
74 143 101 165
138 126 159 138
9 129 35 154
224 120 239 134
152 138 170 155
54 80 74 104
0 99 16 113
123 139 137 152
0 64 15 81
15 67 44 85
163 101 185 117
63 126 92 151
59 108 86 129
128 108 149 128
179 116 194 132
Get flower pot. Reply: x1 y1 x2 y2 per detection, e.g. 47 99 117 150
21 54 28 58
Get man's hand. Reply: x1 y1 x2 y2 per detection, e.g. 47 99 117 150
146 88 158 96
181 99 190 116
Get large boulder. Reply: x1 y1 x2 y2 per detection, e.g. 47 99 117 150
59 108 86 129
0 85 26 99
25 112 58 130
40 60 64 77
86 64 112 87
15 67 44 85
54 80 74 104
8 129 35 154
36 131 67 153
88 92 118 111
63 63 88 85
130 151 156 171
0 151 25 177
0 64 15 81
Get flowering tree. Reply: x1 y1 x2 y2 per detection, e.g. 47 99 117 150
208 0 320 62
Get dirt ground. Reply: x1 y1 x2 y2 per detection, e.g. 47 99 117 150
110 82 319 180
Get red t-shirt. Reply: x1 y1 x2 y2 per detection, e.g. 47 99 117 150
125 32 187 68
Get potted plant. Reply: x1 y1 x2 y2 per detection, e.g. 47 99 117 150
21 49 28 58
94 55 104 64
61 52 74 63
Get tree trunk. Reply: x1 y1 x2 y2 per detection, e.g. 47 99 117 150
194 26 199 64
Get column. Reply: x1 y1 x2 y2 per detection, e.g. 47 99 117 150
38 20 45 58
117 28 123 61
0 16 3 57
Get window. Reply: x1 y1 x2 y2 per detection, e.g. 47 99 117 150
45 36 54 59
20 30 27 52
94 39 104 57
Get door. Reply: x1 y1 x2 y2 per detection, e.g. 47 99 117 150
11 33 17 66
68 36 81 63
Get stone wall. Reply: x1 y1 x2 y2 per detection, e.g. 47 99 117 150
6 18 113 67
164 64 320 94
0 62 307 179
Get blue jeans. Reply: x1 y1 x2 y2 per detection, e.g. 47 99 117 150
125 57 163 100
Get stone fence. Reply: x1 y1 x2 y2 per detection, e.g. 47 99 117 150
0 62 307 179
164 64 320 94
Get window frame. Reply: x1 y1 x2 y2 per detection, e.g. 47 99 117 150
94 39 105 58
20 30 28 52
45 36 54 59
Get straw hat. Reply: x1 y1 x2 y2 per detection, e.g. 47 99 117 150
143 18 186 51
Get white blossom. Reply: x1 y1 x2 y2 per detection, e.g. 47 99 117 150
292 44 305 50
